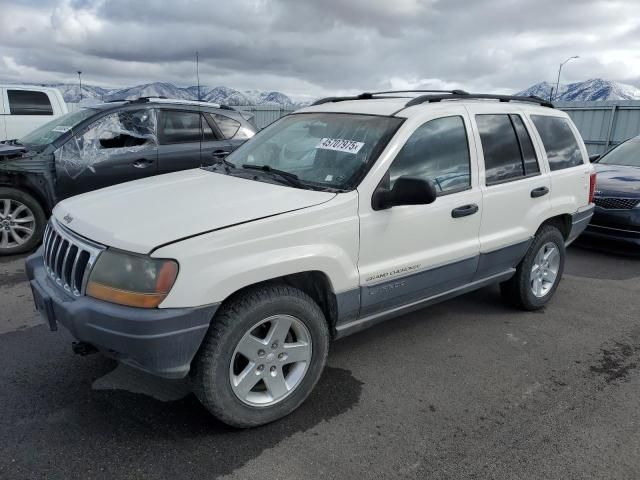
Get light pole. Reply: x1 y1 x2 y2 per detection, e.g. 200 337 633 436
77 71 83 101
554 56 579 101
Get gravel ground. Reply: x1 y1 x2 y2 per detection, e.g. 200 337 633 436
0 246 639 480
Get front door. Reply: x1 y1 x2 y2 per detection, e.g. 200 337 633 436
357 108 483 317
54 108 159 199
157 109 231 173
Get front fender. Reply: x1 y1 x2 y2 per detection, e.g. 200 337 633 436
154 192 360 308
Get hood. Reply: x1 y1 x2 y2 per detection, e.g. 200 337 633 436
0 142 29 160
594 163 640 197
54 169 336 254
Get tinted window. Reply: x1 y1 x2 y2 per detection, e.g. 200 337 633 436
212 113 241 139
476 114 541 184
510 115 540 175
8 90 53 115
161 111 202 143
530 115 583 170
388 116 471 194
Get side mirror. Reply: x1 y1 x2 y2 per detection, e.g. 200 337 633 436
589 154 601 163
372 176 438 210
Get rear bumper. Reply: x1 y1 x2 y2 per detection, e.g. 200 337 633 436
26 250 218 378
566 204 595 245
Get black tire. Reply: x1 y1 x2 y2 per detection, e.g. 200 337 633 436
0 187 46 256
500 225 566 310
191 284 330 428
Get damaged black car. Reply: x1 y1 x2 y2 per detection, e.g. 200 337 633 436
0 98 257 255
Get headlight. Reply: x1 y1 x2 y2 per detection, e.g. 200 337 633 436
87 250 178 308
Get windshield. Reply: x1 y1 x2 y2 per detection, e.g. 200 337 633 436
224 112 403 190
20 108 98 146
599 137 640 167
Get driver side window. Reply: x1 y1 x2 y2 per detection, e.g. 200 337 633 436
387 116 471 195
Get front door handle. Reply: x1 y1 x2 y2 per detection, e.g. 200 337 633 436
451 203 479 218
530 186 549 198
212 149 231 158
132 158 154 169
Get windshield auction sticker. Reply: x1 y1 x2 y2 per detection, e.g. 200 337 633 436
316 138 365 154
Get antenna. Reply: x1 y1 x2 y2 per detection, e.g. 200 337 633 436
196 51 201 102
196 51 203 167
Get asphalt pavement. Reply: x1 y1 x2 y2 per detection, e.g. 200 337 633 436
1 246 639 479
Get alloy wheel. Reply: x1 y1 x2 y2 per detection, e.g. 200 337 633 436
0 199 36 249
229 314 312 407
530 241 560 298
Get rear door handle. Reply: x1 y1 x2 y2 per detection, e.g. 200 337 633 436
451 203 479 218
530 186 549 198
132 158 154 168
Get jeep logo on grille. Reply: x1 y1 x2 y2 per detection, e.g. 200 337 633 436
63 214 73 224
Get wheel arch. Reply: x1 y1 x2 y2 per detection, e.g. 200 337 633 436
0 173 53 214
537 213 572 241
217 270 340 336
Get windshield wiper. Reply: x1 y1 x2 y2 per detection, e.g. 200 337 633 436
241 164 307 189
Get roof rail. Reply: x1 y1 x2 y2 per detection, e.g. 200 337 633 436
311 90 553 109
405 93 553 108
311 89 469 106
129 96 168 103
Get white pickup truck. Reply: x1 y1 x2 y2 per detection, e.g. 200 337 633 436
0 85 68 141
27 90 596 427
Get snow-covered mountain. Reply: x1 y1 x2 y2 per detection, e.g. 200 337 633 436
517 79 640 101
38 81 296 106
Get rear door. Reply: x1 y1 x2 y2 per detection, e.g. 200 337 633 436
465 105 551 278
0 88 6 140
54 108 159 198
157 109 231 173
527 114 591 214
4 89 55 139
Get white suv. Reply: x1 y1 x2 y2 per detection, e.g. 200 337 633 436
27 90 596 427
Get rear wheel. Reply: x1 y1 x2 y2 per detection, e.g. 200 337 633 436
0 187 46 256
191 284 329 428
500 225 565 310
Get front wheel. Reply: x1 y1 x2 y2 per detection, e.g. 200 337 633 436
0 187 46 256
500 225 566 310
191 284 330 428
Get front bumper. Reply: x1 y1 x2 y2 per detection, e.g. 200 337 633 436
578 205 640 253
26 250 218 378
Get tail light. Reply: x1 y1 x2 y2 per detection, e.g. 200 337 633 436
588 172 597 204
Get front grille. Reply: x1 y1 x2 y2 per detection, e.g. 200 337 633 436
42 218 104 296
593 197 640 210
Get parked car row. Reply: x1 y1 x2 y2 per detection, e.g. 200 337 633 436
0 96 257 254
26 90 597 427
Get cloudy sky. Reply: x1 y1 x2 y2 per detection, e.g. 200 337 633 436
1 0 640 101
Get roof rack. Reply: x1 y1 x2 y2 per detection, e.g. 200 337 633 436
129 96 168 103
405 93 553 108
311 90 553 108
311 89 469 106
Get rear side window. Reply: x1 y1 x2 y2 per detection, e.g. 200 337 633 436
160 110 202 143
388 116 471 194
530 115 584 170
7 90 53 115
211 113 241 139
476 114 540 185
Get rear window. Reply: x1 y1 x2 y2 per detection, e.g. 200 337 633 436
8 90 53 115
530 115 584 171
211 113 240 139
